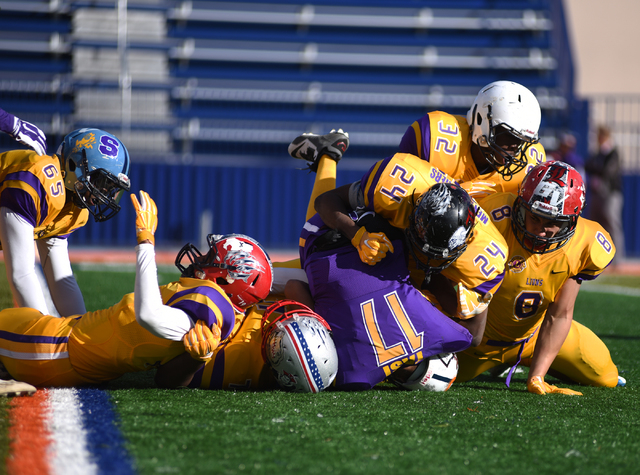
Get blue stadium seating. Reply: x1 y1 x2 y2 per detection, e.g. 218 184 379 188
7 0 636 256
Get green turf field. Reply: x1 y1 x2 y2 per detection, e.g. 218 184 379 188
2 263 639 474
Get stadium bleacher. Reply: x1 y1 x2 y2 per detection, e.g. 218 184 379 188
5 0 625 254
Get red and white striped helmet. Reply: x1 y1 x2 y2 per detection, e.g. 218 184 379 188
512 161 585 253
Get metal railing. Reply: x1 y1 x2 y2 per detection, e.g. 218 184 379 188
588 95 640 172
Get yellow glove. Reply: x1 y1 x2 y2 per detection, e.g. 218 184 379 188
527 376 583 396
130 191 158 245
351 226 394 266
183 320 221 362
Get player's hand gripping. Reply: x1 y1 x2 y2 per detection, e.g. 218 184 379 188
130 191 158 245
9 115 48 156
351 226 394 265
527 375 583 396
183 320 221 362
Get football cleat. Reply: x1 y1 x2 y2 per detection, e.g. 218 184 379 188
0 379 36 397
617 376 626 387
288 129 349 172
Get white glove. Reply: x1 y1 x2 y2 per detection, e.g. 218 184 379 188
11 116 48 156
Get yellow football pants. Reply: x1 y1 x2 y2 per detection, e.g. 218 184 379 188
456 320 619 387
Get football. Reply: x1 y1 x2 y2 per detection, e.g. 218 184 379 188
400 352 459 392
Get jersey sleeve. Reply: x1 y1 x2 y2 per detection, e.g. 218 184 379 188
358 153 455 229
165 280 239 340
571 219 616 281
398 114 432 160
0 152 67 232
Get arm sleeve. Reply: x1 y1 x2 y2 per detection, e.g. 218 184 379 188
134 243 194 341
0 207 50 314
36 237 86 316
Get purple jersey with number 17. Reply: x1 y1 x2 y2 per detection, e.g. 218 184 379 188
300 213 473 390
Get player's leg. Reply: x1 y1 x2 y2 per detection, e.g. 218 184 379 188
272 129 349 292
548 320 619 387
0 308 91 387
288 128 349 220
456 342 530 383
456 349 503 382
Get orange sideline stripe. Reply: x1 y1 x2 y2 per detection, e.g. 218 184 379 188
8 389 51 475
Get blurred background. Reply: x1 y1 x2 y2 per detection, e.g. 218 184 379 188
0 0 638 258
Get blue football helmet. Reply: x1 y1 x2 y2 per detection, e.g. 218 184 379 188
57 128 131 222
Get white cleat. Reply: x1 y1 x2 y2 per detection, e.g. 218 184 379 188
0 379 37 397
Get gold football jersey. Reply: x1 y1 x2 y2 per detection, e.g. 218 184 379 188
68 278 238 382
401 111 546 199
359 153 508 319
477 192 615 342
0 150 88 240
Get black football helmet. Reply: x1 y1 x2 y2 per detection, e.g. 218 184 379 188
406 182 476 282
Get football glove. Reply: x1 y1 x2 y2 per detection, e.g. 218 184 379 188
130 191 158 245
351 226 394 266
7 115 47 156
527 375 583 396
183 320 221 362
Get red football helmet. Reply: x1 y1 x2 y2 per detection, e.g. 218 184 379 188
175 234 273 309
512 161 585 254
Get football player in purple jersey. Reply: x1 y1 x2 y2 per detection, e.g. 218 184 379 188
282 133 475 390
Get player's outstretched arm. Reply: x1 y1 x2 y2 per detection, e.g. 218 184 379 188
527 278 583 395
131 191 192 340
284 279 315 309
0 108 47 155
315 184 359 240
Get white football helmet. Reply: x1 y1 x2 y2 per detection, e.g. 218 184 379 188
261 300 338 393
394 353 458 392
466 81 541 179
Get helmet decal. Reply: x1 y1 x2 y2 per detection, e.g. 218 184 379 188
71 132 96 154
512 161 585 254
422 184 451 216
58 128 131 222
219 237 268 283
449 226 469 250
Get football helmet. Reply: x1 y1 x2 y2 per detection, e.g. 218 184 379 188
57 128 131 222
261 300 338 393
467 81 541 180
512 161 585 254
406 182 476 282
175 233 273 310
392 353 458 392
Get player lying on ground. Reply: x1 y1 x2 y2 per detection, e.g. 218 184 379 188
285 194 474 391
0 191 278 393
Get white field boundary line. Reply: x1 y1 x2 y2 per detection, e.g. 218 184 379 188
74 263 640 296
75 262 177 273
581 283 640 297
